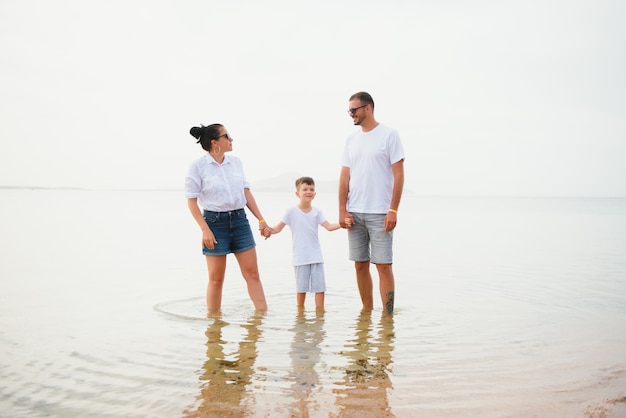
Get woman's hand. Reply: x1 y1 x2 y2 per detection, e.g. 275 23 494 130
202 228 217 250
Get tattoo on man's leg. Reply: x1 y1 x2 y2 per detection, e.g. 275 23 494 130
385 291 395 314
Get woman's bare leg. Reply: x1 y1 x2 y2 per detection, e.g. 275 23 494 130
234 248 268 311
205 255 227 310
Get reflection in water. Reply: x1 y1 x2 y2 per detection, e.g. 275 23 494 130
287 309 326 416
183 312 264 418
332 311 395 418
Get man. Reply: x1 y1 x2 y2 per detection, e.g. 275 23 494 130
339 91 405 315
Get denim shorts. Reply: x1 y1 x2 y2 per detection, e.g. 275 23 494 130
348 212 393 264
202 209 256 256
294 263 326 293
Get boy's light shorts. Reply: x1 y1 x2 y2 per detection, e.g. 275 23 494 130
294 263 326 293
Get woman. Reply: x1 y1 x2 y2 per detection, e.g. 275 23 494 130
186 123 268 312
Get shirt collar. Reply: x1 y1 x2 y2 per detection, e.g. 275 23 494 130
205 153 231 165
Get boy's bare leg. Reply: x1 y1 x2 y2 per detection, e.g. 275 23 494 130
315 292 325 309
297 292 306 308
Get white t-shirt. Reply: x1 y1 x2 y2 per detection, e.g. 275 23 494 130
340 124 405 213
281 206 327 266
184 154 251 211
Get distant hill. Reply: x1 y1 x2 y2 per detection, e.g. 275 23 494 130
251 172 338 193
251 172 415 195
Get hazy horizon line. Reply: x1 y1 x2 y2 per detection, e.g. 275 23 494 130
1 185 624 199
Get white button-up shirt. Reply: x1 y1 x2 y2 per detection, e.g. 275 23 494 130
185 154 250 211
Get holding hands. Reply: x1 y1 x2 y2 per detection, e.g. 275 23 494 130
259 221 272 239
340 210 354 229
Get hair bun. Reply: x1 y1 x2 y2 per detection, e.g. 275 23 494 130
190 126 203 140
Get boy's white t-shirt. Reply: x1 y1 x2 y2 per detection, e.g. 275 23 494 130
340 124 405 214
281 206 326 266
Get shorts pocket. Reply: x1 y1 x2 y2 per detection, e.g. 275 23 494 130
203 212 220 224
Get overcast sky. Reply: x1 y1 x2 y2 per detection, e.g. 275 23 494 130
1 0 624 196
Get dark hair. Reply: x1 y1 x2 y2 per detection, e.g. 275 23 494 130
295 176 315 189
189 124 224 152
349 91 374 109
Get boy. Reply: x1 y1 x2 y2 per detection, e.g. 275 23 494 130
265 177 340 309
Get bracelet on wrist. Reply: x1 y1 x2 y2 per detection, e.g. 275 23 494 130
388 209 398 214
259 219 266 223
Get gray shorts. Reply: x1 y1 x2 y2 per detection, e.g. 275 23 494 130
294 263 326 293
348 212 394 264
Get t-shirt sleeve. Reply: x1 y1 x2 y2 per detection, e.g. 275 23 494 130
281 207 292 225
340 137 351 167
317 208 327 225
389 130 405 164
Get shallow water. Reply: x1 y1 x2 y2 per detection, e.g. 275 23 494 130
1 190 625 417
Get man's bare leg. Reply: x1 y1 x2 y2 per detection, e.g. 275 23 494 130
376 263 395 315
355 260 373 310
